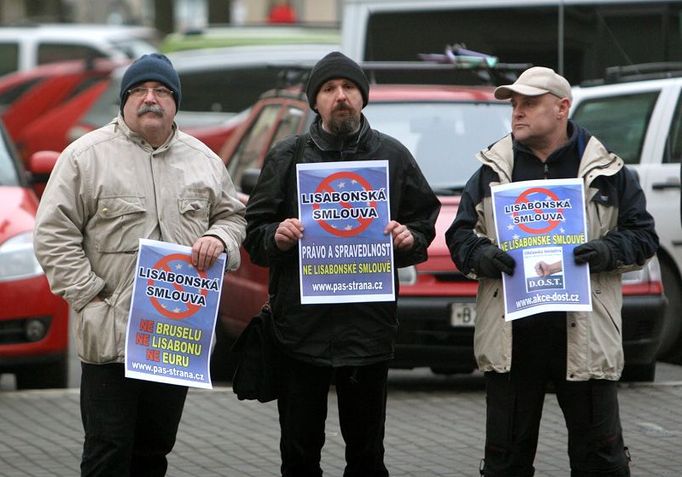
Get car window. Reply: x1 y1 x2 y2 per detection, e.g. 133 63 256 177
80 77 120 127
664 92 682 165
571 92 659 165
0 123 21 186
0 42 19 76
271 106 305 146
109 38 157 59
179 67 286 113
363 101 511 189
228 104 282 187
37 43 107 65
0 78 44 111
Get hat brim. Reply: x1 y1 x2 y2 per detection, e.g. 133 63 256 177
494 84 551 100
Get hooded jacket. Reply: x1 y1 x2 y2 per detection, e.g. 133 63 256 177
34 115 246 364
446 122 658 380
244 116 440 367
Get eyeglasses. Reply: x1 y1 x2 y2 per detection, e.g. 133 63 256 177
127 87 174 99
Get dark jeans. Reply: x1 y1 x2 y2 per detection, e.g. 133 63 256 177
80 363 188 477
483 314 630 477
277 355 390 477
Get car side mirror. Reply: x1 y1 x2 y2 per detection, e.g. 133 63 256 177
28 150 60 198
240 168 261 195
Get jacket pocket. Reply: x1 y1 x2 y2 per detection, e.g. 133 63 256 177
95 196 146 253
178 196 210 231
76 300 118 363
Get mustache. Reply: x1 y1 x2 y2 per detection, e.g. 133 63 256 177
137 104 164 116
333 102 353 112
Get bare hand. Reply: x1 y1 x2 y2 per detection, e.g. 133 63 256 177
192 236 225 271
535 260 562 276
275 218 304 251
385 220 414 250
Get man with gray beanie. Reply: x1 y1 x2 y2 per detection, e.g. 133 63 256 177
34 53 246 476
446 66 658 476
244 51 439 476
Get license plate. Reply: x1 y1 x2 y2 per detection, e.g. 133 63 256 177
450 303 476 327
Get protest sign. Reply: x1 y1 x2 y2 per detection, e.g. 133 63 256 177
491 178 592 321
297 160 394 304
124 239 225 388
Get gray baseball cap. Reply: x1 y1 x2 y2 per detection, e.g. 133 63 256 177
494 66 572 101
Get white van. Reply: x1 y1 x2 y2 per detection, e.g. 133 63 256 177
341 0 682 85
571 72 682 362
0 24 158 76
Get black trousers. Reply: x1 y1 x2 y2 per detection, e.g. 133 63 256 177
80 363 188 477
483 314 630 477
277 355 390 477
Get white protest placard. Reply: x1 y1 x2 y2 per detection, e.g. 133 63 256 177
124 239 225 388
491 178 592 321
297 160 395 304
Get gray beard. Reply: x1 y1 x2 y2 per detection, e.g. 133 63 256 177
329 114 360 136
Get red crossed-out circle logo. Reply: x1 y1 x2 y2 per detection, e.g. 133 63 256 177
313 170 378 238
147 253 208 320
513 187 565 235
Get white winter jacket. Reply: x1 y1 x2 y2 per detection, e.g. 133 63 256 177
34 116 246 364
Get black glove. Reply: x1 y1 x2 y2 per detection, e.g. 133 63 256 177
573 239 614 272
472 244 516 278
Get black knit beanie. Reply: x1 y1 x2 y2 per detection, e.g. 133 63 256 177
305 51 369 110
119 53 181 112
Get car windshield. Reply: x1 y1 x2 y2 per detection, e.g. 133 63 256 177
0 123 20 186
363 101 511 191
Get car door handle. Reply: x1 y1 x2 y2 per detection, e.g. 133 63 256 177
651 181 681 190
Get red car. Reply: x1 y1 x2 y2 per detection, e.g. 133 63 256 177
15 78 111 163
0 123 69 389
0 58 125 162
213 83 666 382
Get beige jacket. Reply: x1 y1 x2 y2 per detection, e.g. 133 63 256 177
34 116 246 364
470 135 653 381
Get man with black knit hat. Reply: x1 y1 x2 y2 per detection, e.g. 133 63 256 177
245 51 440 477
34 53 246 476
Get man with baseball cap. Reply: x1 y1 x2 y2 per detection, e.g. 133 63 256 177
446 66 658 476
34 53 246 476
244 51 440 476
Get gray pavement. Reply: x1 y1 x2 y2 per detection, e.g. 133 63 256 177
1 367 682 476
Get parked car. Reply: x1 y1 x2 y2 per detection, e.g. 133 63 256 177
0 122 69 389
0 58 124 160
14 78 111 163
64 44 339 154
571 66 682 362
0 23 157 76
213 83 666 382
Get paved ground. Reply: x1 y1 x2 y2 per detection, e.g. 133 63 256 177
1 366 682 477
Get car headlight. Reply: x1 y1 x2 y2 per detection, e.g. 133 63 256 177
0 231 44 282
398 265 417 285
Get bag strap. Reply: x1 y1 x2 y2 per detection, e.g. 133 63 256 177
287 133 308 193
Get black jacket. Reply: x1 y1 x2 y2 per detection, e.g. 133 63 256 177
244 116 440 367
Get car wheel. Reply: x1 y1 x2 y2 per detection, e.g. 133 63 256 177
656 257 682 361
620 361 656 382
15 356 68 389
210 319 238 383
